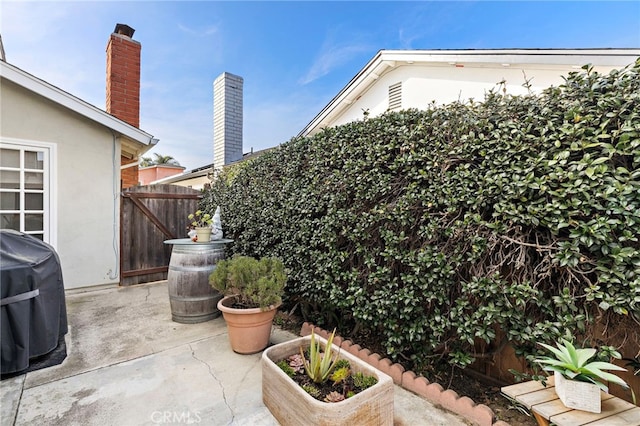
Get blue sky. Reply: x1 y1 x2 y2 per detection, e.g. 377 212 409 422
2 1 639 171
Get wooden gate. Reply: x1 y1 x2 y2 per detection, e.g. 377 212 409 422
120 184 202 286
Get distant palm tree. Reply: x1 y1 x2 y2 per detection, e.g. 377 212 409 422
140 153 181 167
140 156 154 167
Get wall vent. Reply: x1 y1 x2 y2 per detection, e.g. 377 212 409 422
388 82 402 110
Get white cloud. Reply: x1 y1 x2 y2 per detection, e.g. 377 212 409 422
299 31 372 86
2 2 117 109
1 2 72 44
395 3 468 49
177 23 219 37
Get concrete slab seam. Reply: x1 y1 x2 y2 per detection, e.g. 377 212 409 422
188 343 235 423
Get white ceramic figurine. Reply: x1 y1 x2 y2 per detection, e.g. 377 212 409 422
211 206 224 240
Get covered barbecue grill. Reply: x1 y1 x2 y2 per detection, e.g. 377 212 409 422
1 230 68 375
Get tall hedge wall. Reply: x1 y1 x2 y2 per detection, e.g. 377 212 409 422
203 61 640 370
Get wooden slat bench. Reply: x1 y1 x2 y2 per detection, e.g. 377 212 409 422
501 376 640 426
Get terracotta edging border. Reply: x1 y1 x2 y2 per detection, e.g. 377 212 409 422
299 322 507 426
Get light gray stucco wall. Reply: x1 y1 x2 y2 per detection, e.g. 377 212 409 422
1 79 122 289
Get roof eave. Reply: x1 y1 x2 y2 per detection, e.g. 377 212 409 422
298 50 389 137
151 168 211 185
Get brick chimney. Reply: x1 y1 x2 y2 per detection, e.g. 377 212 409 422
106 23 141 187
106 23 140 127
213 72 243 171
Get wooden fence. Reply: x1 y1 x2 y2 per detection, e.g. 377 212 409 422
120 184 201 286
471 320 640 404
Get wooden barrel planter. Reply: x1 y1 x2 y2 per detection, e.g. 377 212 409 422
164 239 233 324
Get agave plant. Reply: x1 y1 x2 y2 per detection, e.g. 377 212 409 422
301 329 341 384
534 339 629 392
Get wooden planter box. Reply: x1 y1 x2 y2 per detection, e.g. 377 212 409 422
554 371 602 413
262 335 394 426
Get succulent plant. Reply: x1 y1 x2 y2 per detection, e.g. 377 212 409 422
330 366 350 385
324 391 345 403
279 330 380 403
287 354 304 373
353 371 378 390
301 329 340 384
188 210 212 228
302 384 321 398
276 360 295 377
534 339 628 392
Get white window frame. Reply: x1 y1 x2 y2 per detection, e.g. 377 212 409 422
0 138 57 248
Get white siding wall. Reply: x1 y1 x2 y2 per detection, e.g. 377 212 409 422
167 175 210 191
331 63 617 128
2 80 121 289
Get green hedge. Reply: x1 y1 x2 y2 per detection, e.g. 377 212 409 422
203 61 640 370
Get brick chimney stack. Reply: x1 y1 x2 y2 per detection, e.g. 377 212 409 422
106 23 140 128
107 24 141 188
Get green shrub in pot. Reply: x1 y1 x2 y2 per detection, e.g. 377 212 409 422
209 256 286 310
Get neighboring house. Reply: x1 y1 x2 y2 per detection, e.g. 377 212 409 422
150 164 214 191
0 24 157 289
299 49 640 137
139 164 186 186
153 148 274 190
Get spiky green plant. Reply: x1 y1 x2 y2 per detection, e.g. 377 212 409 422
301 329 341 384
353 371 378 390
276 360 295 378
334 359 350 370
330 366 350 385
534 339 628 392
301 384 321 398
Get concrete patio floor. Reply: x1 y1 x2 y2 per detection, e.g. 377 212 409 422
1 281 470 425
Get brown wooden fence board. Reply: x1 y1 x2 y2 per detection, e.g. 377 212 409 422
120 184 201 286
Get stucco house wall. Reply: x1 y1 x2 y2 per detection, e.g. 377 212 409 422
1 62 155 289
2 79 121 288
139 165 186 185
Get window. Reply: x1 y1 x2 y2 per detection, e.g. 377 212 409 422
388 82 402 110
0 141 52 242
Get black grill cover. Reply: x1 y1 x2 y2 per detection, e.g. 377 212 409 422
1 230 68 375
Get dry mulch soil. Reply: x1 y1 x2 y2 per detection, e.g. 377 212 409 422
436 368 537 426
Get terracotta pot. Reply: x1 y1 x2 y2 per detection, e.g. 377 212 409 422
217 295 280 354
262 335 394 425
